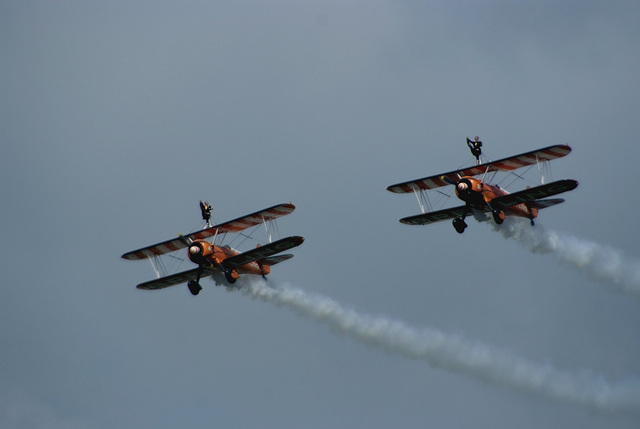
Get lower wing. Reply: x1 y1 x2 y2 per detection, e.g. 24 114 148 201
528 198 565 210
258 254 294 266
399 205 472 225
136 267 216 290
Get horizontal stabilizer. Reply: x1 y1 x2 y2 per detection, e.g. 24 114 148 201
491 179 578 210
223 236 304 270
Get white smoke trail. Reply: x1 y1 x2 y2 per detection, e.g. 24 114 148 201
491 218 640 297
240 278 640 412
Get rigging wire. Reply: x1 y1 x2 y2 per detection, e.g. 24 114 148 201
233 228 257 248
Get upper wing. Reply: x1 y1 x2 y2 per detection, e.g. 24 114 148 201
399 205 472 226
136 266 217 290
222 236 304 270
491 179 578 210
122 203 296 261
387 144 572 194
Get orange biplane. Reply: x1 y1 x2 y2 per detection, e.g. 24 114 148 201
122 203 304 295
387 144 578 233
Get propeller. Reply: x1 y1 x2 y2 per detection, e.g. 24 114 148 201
441 174 473 197
441 173 461 186
178 234 193 246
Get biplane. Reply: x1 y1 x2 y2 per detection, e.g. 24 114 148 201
122 203 304 295
387 144 578 233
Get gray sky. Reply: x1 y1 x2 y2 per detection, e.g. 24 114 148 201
2 1 640 427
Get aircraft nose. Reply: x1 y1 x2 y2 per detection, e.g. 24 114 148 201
189 245 201 255
457 182 468 191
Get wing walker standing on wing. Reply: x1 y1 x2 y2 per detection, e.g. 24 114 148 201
199 200 213 228
466 136 483 165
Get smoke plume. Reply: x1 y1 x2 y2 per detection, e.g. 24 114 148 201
492 218 640 298
240 279 640 412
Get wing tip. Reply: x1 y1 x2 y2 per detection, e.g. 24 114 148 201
122 252 144 261
399 216 422 225
273 202 296 213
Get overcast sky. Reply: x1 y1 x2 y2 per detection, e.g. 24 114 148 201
2 1 640 428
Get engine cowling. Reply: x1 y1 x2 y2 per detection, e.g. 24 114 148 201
454 177 484 205
187 241 214 264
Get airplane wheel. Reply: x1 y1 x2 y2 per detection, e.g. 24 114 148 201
225 272 237 284
492 210 504 225
188 280 202 295
530 219 535 226
452 217 467 234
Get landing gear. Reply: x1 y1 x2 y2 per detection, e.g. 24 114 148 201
188 280 202 295
452 217 467 234
188 266 204 295
452 205 470 234
530 218 535 226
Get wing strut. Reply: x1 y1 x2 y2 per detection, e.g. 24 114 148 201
535 155 553 185
261 214 282 244
146 253 166 279
262 214 272 243
411 184 429 214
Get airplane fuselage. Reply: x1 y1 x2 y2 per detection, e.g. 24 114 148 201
455 176 538 221
187 240 269 279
